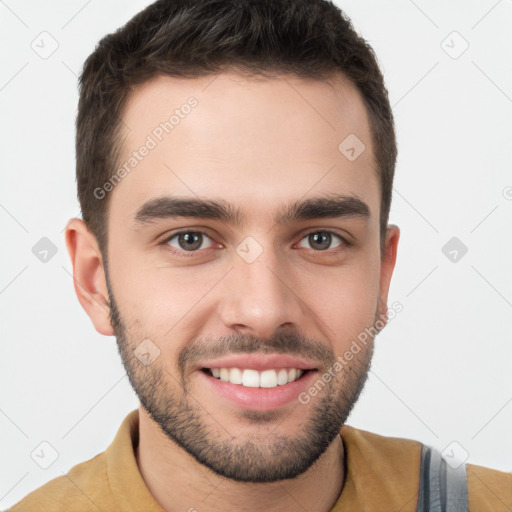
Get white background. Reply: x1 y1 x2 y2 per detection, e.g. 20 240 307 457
1 0 511 508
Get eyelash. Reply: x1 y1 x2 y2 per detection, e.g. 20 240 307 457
160 229 351 257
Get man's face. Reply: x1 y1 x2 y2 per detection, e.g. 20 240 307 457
103 71 397 482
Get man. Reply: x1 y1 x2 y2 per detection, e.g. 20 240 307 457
10 0 511 510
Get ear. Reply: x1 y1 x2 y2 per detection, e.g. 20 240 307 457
377 224 400 327
65 218 114 336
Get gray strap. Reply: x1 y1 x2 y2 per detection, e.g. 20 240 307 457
416 444 468 512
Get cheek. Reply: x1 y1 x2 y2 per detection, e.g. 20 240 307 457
312 257 380 349
107 244 222 341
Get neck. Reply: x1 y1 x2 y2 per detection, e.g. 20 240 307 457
135 406 345 512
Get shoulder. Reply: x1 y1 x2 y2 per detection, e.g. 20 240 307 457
8 451 115 512
341 425 512 511
466 462 512 511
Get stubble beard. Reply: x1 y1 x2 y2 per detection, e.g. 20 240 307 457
106 281 376 483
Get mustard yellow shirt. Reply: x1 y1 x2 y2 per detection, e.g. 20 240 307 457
9 409 512 511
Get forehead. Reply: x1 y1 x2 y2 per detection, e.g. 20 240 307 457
110 71 379 226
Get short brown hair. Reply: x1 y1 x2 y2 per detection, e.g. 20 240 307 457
76 0 397 256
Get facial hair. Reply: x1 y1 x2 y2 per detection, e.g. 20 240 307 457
106 275 377 483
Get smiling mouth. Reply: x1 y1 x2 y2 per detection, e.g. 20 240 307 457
201 367 310 388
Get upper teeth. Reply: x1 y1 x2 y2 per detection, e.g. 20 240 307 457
209 368 304 388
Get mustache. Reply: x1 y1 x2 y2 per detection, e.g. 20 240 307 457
178 330 335 374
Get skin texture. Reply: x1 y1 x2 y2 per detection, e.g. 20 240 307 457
66 71 399 512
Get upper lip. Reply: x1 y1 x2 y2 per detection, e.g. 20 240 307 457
196 353 318 372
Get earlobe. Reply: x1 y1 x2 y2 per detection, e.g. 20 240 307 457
64 218 114 336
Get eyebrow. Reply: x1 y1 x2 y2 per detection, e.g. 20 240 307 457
133 194 370 227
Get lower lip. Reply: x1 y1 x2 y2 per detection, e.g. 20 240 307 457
197 369 317 411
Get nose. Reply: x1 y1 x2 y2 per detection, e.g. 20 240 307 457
217 244 304 340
